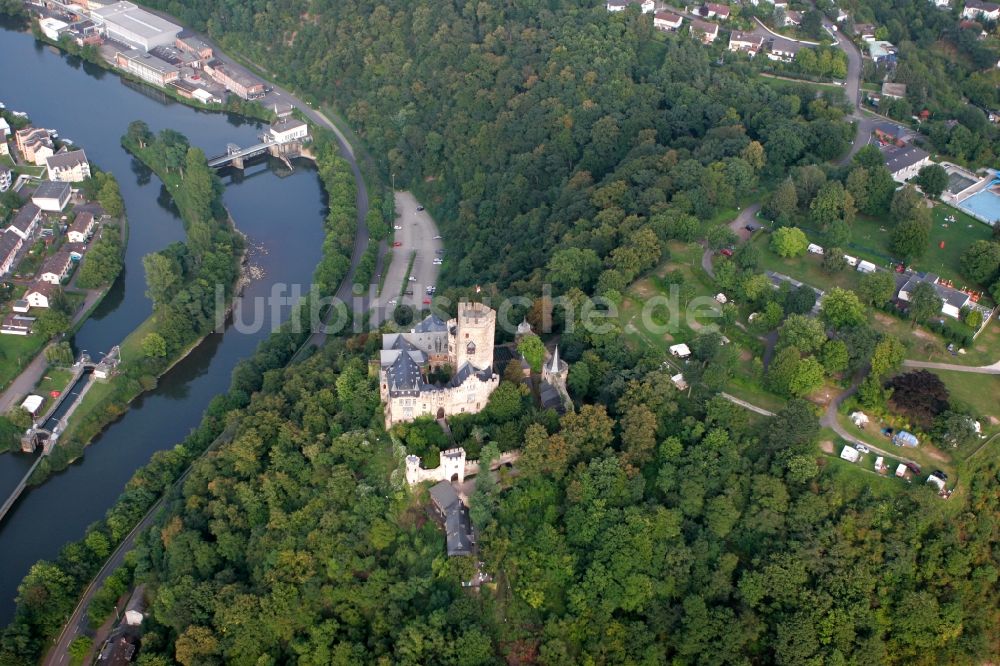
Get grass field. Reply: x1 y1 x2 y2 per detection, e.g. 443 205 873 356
932 370 1000 433
0 334 47 394
751 232 863 292
848 205 994 290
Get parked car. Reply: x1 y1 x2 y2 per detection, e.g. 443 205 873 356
404 289 413 295
393 241 402 247
720 249 733 257
432 259 443 265
855 444 870 454
932 469 948 480
433 235 442 239
905 462 922 475
416 206 425 211
408 276 416 281
387 298 397 306
393 225 402 230
745 224 755 231
423 297 431 304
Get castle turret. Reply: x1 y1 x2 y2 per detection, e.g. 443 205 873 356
448 302 496 371
405 454 422 485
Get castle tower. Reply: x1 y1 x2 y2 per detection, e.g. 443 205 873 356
448 302 496 371
405 454 422 485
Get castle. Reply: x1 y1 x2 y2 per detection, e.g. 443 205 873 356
379 302 499 428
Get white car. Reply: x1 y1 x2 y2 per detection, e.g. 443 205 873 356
432 259 443 265
433 235 442 239
855 444 870 454
408 276 416 281
393 225 402 230
387 298 397 306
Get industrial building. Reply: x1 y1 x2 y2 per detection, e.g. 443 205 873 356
92 1 181 51
115 49 180 87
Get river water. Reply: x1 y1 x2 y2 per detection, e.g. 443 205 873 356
0 31 326 623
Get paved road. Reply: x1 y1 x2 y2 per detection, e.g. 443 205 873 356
901 359 1000 374
0 288 101 414
44 423 236 666
700 204 762 279
820 380 919 465
720 392 775 416
371 192 442 326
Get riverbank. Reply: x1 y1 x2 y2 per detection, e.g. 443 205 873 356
23 133 246 482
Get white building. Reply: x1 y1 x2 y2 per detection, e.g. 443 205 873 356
606 0 655 12
67 211 97 243
46 149 91 182
0 233 23 276
39 17 69 41
897 272 972 319
669 343 691 358
690 19 719 43
962 0 1000 20
25 282 57 309
0 165 10 192
31 181 71 212
8 204 41 241
39 250 73 285
268 117 309 143
653 11 684 30
92 2 181 51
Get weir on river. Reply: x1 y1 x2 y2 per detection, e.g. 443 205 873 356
0 29 330 624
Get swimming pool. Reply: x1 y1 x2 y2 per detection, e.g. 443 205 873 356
958 179 1000 225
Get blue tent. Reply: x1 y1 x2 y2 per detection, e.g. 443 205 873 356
893 430 919 448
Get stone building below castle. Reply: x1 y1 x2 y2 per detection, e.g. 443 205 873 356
379 302 500 428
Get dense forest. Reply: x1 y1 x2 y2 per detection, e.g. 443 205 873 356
53 318 997 665
148 0 852 292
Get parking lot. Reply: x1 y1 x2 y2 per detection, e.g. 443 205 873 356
374 191 441 323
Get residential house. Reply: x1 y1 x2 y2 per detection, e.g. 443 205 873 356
836 8 849 22
701 3 731 19
962 0 1000 20
773 0 788 9
0 233 23 275
67 211 97 243
115 49 180 87
959 19 988 37
24 282 58 309
268 117 309 143
15 127 55 166
767 40 802 62
31 181 72 212
428 481 475 557
729 30 764 55
690 19 719 43
930 0 950 7
39 249 74 285
0 117 10 155
46 149 91 182
881 82 907 99
653 10 684 30
8 204 41 241
882 145 931 182
896 272 972 318
784 10 802 26
606 0 656 12
0 165 10 192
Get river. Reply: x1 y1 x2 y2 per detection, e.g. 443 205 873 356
0 30 327 623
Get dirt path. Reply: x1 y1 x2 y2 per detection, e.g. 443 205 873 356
901 359 1000 375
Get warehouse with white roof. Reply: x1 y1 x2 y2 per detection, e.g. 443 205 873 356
93 2 181 51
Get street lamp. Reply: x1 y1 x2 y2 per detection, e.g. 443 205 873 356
391 172 395 192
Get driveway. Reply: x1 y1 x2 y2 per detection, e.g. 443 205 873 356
820 381 919 465
371 192 441 326
701 204 762 279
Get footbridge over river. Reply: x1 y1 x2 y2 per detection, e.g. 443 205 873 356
207 135 305 170
0 347 120 525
